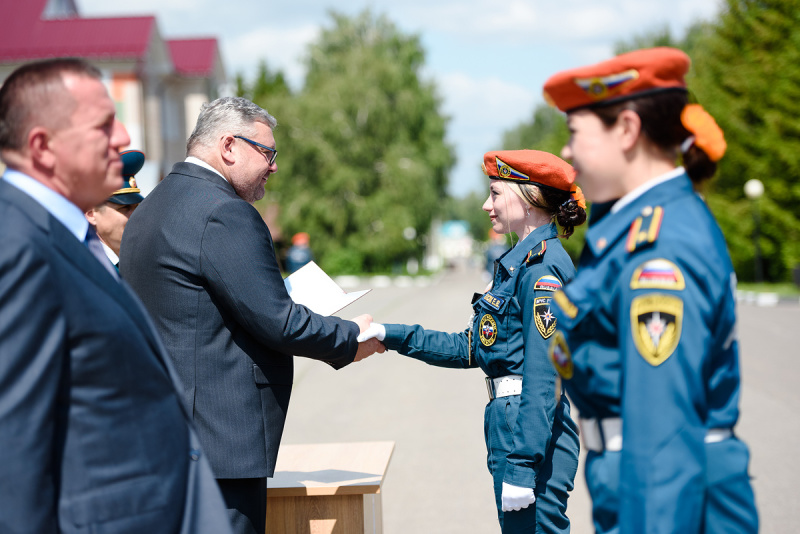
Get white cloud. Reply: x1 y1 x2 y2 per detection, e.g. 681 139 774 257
223 25 320 90
437 72 536 129
434 72 537 195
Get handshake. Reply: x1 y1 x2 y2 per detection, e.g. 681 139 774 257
352 314 387 362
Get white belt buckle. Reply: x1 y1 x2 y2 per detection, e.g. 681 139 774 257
486 375 522 400
601 418 623 452
579 417 622 452
705 428 733 443
580 418 603 452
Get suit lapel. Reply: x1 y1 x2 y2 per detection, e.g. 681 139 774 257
50 218 161 347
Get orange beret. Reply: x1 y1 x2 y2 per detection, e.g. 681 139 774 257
482 150 575 192
543 47 690 112
292 232 310 245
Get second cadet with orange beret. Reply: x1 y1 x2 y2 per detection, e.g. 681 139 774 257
362 150 587 533
543 47 758 534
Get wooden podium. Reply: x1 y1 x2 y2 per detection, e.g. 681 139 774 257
266 441 395 534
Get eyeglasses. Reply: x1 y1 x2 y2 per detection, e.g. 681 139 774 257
234 135 277 166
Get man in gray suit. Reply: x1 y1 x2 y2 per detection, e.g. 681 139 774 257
0 59 232 533
121 97 384 534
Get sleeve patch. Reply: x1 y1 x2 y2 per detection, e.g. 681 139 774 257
630 293 683 366
534 296 557 338
630 259 685 290
549 330 573 379
534 275 562 292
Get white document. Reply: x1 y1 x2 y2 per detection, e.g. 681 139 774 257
283 261 370 316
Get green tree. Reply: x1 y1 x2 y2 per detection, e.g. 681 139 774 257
690 0 800 281
502 104 569 156
255 10 453 274
443 191 492 242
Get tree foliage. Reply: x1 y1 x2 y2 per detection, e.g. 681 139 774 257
689 0 800 281
499 5 800 280
251 11 453 274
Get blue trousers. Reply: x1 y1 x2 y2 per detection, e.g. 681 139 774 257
584 438 758 534
485 395 579 533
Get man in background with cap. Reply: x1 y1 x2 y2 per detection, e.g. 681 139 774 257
286 231 314 273
85 149 145 269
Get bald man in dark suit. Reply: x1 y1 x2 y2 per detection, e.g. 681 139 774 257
0 58 231 534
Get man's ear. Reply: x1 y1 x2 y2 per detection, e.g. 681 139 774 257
28 126 56 171
85 208 97 225
219 134 237 165
616 109 642 152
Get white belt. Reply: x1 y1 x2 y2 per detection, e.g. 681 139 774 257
486 375 522 400
579 418 733 452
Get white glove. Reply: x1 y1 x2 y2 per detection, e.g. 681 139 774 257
357 322 386 342
501 482 535 512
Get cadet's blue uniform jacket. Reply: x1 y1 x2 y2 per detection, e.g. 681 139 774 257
550 171 758 534
384 223 577 491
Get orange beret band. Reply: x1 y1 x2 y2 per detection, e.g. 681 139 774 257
570 184 586 210
680 104 726 162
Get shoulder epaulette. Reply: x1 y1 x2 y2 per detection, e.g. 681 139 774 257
525 240 547 264
626 206 663 253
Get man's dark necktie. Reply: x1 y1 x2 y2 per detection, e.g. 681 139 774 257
84 225 119 280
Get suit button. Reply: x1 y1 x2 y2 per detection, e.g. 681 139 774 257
190 449 201 461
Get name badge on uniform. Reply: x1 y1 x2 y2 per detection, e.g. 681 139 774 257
482 292 505 311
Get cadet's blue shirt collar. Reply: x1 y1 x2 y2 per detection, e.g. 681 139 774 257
2 168 89 241
611 166 685 214
584 171 695 258
499 222 558 273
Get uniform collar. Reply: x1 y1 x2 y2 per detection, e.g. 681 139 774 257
498 223 558 274
584 171 695 258
610 166 685 214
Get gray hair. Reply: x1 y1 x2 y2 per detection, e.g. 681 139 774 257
186 96 277 156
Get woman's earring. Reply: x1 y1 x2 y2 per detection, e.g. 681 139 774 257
525 207 530 217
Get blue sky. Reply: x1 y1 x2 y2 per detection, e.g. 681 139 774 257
80 0 723 197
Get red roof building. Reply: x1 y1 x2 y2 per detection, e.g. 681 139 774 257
0 0 228 191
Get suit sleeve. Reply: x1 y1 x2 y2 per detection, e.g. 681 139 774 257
383 324 475 369
618 255 708 534
503 265 562 489
0 236 64 532
200 201 359 368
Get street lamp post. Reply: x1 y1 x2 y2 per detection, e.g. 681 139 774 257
744 179 765 283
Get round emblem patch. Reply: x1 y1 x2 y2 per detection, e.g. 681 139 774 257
479 314 497 347
499 165 511 178
548 330 573 379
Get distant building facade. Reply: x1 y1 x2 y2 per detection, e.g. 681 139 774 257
0 0 227 193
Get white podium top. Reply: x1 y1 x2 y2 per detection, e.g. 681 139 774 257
267 441 395 497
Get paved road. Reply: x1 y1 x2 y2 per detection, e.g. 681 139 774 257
281 264 799 533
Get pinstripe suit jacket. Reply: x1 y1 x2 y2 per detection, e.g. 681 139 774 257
120 162 359 479
0 178 231 534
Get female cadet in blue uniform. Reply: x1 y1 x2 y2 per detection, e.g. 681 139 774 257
542 48 759 534
362 150 586 533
